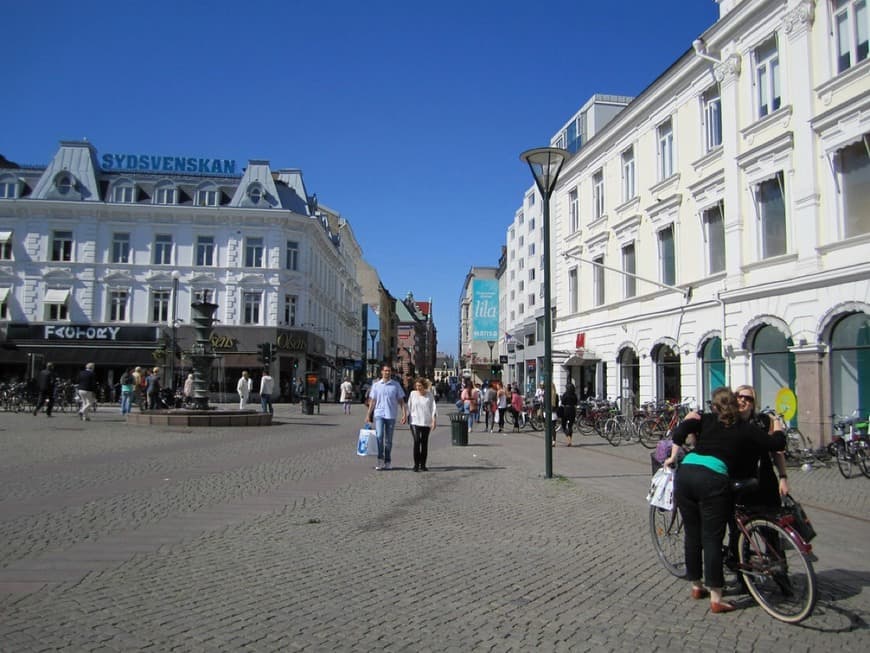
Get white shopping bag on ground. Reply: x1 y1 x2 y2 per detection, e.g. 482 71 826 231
357 426 377 456
646 466 675 510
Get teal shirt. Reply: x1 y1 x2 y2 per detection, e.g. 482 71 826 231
682 452 728 476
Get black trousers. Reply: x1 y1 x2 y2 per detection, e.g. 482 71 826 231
34 390 54 415
410 425 430 468
675 463 732 588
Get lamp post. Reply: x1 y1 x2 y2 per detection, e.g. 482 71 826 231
368 329 378 378
170 270 180 391
520 146 569 479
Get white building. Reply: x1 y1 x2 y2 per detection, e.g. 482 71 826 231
0 141 363 398
502 95 632 396
543 0 868 445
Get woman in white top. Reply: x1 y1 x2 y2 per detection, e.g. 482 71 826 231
408 377 437 472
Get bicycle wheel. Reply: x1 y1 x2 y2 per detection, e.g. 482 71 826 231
649 505 686 577
836 444 853 478
638 419 663 449
738 518 817 623
856 443 870 479
528 412 542 431
603 418 622 446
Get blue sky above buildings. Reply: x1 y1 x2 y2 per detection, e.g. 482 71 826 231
3 0 720 356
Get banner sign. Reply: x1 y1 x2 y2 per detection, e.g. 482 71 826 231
100 153 237 175
472 279 498 341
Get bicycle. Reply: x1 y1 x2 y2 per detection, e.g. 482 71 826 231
760 407 825 468
830 412 869 479
649 475 818 623
504 401 541 431
603 413 643 446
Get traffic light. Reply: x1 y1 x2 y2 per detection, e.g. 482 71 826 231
258 342 273 365
490 364 502 376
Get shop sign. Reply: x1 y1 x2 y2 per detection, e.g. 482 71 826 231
6 323 157 342
209 333 237 350
276 333 307 352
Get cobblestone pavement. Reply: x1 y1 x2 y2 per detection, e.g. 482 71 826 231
0 403 867 651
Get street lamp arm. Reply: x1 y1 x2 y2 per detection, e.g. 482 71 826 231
562 251 692 301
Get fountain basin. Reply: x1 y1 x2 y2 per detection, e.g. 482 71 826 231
126 410 272 427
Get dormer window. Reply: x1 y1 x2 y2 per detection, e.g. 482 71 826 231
56 174 73 195
248 184 263 204
195 184 219 207
154 182 177 205
0 176 17 199
113 184 135 203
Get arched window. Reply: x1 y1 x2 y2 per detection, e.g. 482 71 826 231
830 312 870 418
701 337 726 404
653 343 681 403
618 347 639 408
750 325 795 416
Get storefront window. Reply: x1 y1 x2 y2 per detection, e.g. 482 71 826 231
701 337 726 404
751 325 795 417
654 344 681 404
830 312 870 419
618 348 640 408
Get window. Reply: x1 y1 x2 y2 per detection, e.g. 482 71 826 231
593 256 604 306
51 230 73 262
622 243 636 298
56 175 73 195
528 243 535 256
0 231 12 260
113 185 135 203
196 188 219 207
528 268 535 281
519 280 525 292
196 236 215 266
45 291 69 321
837 137 870 238
755 36 781 118
703 203 726 273
529 218 535 231
834 0 869 73
286 241 299 270
702 86 722 151
755 173 787 258
0 289 8 320
245 237 264 268
0 181 16 198
528 293 535 307
569 188 579 233
283 294 297 326
194 289 213 303
151 290 170 322
593 170 605 219
568 268 578 313
510 289 515 301
657 119 674 180
248 184 263 204
528 194 535 206
621 147 635 202
109 290 128 322
658 226 676 286
153 234 173 265
243 291 261 324
112 233 131 264
155 186 176 205
519 303 524 315
702 337 726 405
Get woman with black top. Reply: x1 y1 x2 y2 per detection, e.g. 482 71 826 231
664 387 786 613
560 383 579 446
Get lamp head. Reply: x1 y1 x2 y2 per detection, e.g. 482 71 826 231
692 38 705 55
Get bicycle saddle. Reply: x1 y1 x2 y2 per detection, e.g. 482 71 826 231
730 477 759 494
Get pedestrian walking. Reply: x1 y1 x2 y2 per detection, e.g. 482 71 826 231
340 376 354 415
461 380 480 432
146 367 161 410
119 367 135 415
509 386 524 430
259 368 274 414
365 365 407 471
483 382 497 432
33 362 57 417
408 377 437 472
77 362 97 420
183 373 194 406
561 382 578 446
237 370 252 409
496 384 508 432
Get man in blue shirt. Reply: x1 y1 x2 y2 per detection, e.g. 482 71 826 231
365 365 407 470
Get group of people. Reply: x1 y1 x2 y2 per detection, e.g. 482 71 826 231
236 369 275 414
365 365 437 472
664 384 788 613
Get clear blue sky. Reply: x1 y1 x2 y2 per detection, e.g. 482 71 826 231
3 0 720 357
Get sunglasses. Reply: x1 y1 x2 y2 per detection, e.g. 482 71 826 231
736 394 755 403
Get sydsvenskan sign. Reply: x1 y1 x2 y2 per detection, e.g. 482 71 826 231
101 153 237 175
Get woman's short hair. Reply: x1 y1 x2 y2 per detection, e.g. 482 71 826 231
415 377 431 391
710 386 739 427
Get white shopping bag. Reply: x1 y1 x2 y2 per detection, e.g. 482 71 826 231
646 466 675 510
357 426 377 456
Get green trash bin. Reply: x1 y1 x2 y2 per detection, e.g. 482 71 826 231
449 412 468 446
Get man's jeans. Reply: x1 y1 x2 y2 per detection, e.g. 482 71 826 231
120 390 133 415
260 393 273 414
375 417 397 464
